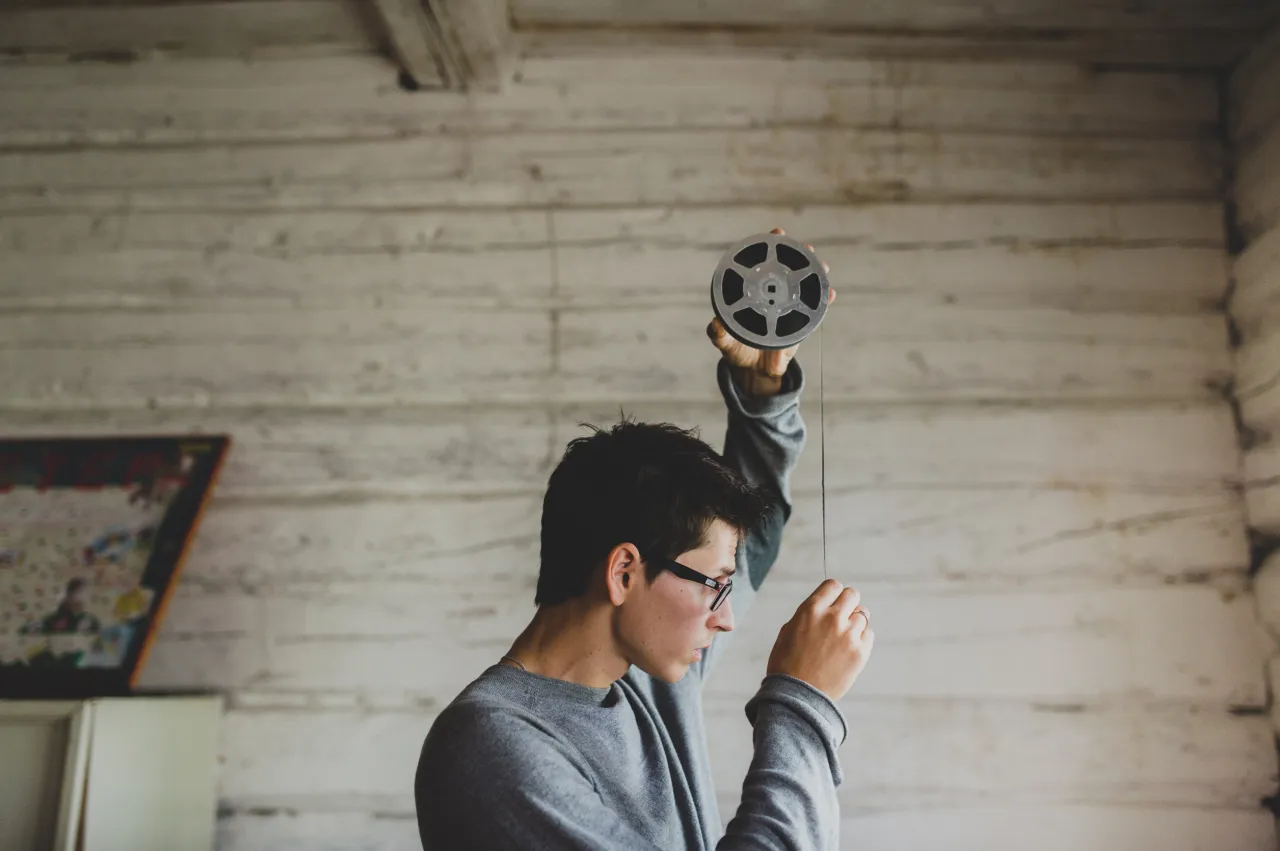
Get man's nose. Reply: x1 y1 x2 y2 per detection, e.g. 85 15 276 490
710 598 735 632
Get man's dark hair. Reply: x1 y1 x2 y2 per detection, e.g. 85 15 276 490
535 415 772 606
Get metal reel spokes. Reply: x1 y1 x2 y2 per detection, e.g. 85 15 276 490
710 233 830 350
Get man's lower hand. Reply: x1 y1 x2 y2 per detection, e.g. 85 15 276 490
766 579 874 703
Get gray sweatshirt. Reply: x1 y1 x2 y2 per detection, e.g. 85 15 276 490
414 358 847 850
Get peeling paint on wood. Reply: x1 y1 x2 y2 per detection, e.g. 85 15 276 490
136 582 1269 707
0 129 1221 213
172 486 1245 594
0 54 1220 147
0 402 1241 497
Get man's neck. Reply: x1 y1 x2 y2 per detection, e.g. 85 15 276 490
505 598 629 688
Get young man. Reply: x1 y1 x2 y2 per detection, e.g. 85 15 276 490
415 234 873 849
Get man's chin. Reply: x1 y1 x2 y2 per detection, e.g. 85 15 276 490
641 661 691 684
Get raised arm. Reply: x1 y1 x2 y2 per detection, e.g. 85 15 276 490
717 356 806 626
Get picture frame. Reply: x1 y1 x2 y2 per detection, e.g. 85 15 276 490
0 435 229 699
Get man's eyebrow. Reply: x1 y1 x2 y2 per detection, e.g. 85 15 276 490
718 566 737 578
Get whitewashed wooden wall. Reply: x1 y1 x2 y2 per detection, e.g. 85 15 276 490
0 43 1275 850
1231 23 1280 847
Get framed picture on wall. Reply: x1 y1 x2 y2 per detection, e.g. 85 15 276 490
0 435 229 699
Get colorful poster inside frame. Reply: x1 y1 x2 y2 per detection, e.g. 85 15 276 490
0 435 229 699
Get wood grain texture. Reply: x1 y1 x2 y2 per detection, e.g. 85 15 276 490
0 129 1220 212
0 54 1218 147
0 302 1230 408
174 486 1245 594
214 806 1277 851
557 303 1230 403
1229 221 1280 337
516 25 1255 71
509 0 1271 32
549 204 1227 312
0 405 557 498
206 700 1275 814
0 401 1239 497
0 307 557 408
1234 322 1280 424
1236 124 1280 242
1253 554 1280 640
0 204 1226 312
136 580 1268 707
0 207 553 309
0 43 1257 849
431 0 513 90
1244 441 1280 534
370 0 451 89
0 0 378 59
1232 27 1280 538
1230 23 1280 149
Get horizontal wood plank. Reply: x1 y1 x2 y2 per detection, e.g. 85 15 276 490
509 0 1270 32
0 209 555 309
550 203 1227 312
0 54 1218 147
1228 222 1280 336
176 485 1246 593
0 307 557 408
0 405 556 498
0 130 1220 212
719 581 1267 705
557 303 1230 403
213 805 1277 851
0 203 1226 313
1243 443 1280 534
704 696 1276 811
0 302 1230 408
0 0 376 59
207 699 1274 811
0 401 1237 497
1234 322 1280 426
1230 25 1280 148
558 400 1239 495
1236 125 1280 242
517 25 1254 72
136 582 1268 706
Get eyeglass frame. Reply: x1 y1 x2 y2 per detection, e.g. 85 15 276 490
644 553 733 612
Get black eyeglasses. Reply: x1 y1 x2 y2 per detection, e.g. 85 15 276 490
646 554 733 612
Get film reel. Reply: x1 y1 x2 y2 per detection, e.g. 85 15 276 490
710 232 830 350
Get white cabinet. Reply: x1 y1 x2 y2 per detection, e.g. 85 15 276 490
0 695 222 851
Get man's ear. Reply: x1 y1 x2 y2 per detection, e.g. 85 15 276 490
604 543 642 607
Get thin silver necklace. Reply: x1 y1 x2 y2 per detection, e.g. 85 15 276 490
500 654 527 672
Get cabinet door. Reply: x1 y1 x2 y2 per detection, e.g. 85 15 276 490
82 697 222 851
0 702 85 851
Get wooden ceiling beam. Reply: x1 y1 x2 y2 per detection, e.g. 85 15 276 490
372 0 513 91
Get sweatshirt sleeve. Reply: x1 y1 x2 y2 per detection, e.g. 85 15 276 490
415 676 846 851
696 357 807 683
721 674 847 850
